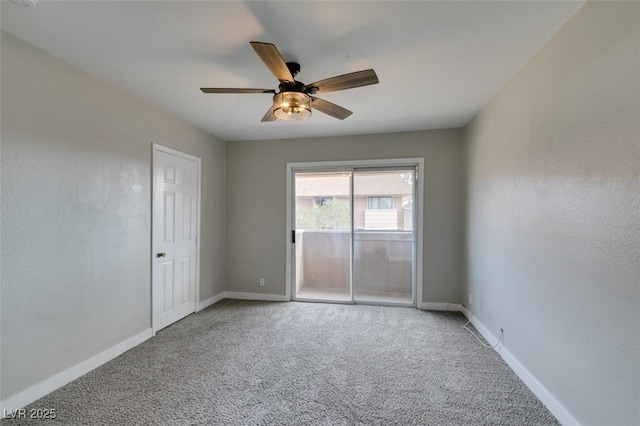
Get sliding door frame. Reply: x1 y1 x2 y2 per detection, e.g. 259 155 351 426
285 158 424 307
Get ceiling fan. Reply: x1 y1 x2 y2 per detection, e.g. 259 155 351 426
200 42 379 122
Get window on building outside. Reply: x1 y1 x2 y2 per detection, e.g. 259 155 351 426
367 196 393 209
314 196 333 206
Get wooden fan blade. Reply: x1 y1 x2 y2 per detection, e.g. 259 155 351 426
200 88 276 94
308 69 378 93
310 96 353 120
250 42 295 83
261 106 277 122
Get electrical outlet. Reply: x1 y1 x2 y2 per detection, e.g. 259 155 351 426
259 278 265 287
469 293 473 304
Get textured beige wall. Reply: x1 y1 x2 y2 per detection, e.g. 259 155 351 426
226 129 465 304
463 2 639 424
0 32 226 399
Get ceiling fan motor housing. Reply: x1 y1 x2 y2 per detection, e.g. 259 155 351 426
278 80 308 94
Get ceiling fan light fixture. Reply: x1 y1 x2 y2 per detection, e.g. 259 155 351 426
273 92 311 121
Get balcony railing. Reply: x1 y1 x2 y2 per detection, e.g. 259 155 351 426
294 230 413 299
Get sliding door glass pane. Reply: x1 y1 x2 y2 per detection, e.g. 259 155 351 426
294 172 351 301
353 170 414 304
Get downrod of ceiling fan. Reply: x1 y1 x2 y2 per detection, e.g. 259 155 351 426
286 62 301 77
282 62 318 93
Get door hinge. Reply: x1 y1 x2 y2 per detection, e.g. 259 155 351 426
291 230 296 244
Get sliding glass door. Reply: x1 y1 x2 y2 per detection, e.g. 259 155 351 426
353 169 415 304
291 163 417 306
294 171 352 301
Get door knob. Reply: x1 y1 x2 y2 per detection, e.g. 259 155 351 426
157 252 167 258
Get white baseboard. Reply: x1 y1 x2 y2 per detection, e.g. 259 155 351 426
459 307 578 426
196 292 225 311
418 302 464 311
198 291 289 310
459 306 501 346
223 291 289 302
0 328 152 413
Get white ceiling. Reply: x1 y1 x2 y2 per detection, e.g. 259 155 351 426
1 1 583 141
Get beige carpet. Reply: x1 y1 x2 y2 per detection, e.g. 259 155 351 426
3 300 558 425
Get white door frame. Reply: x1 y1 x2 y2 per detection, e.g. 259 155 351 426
285 158 424 307
151 143 202 334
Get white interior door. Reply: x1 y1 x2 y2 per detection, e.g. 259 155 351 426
152 145 200 332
